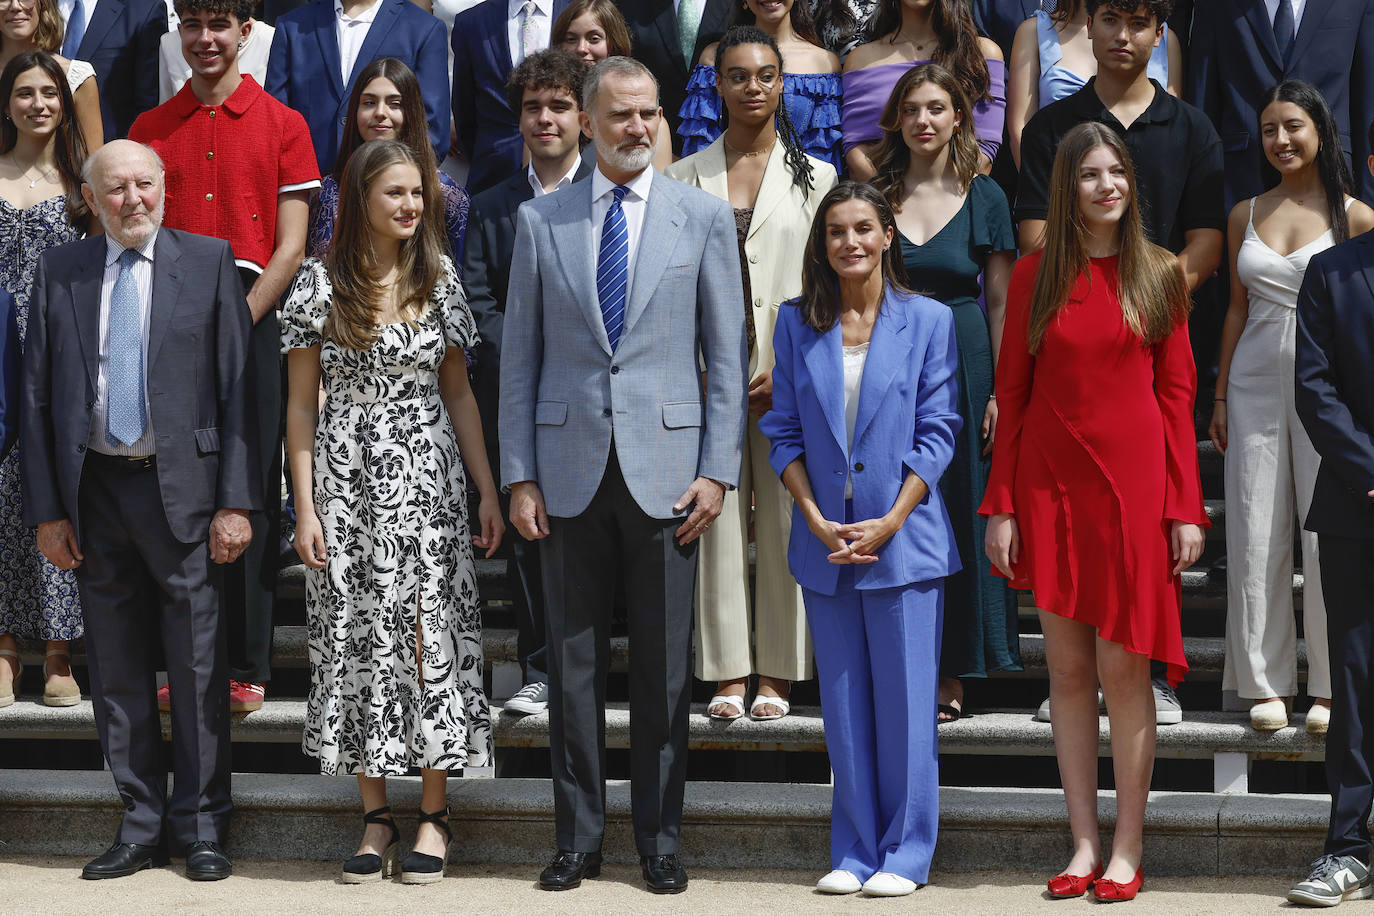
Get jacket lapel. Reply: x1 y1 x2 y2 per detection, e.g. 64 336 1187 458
147 230 185 371
312 0 346 99
852 292 912 449
482 0 514 83
622 172 684 339
549 182 611 354
1357 234 1374 305
696 138 730 203
76 0 122 60
747 142 794 243
801 319 846 454
68 239 105 394
1240 0 1284 71
1286 0 1329 71
349 0 401 88
652 0 686 76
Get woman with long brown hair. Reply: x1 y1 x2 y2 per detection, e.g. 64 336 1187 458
980 121 1206 902
0 50 91 710
840 0 1003 180
283 138 503 884
872 63 1018 722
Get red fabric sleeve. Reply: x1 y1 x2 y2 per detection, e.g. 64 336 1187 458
979 251 1040 517
277 107 321 188
1153 312 1209 526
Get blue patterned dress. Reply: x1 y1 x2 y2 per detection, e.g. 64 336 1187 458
678 65 843 172
0 196 82 641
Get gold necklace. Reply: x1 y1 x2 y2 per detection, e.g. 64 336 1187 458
723 137 775 158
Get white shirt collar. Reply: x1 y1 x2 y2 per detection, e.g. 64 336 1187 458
527 158 582 197
105 230 158 267
508 0 552 18
334 0 384 24
591 162 654 205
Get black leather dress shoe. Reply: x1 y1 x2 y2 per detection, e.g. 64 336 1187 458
641 854 688 893
185 841 233 881
81 842 169 879
538 851 602 890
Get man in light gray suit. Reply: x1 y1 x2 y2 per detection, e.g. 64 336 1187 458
23 140 260 882
499 55 747 895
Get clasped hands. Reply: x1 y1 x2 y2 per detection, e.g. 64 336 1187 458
808 513 899 565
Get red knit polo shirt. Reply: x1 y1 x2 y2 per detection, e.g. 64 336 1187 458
129 75 320 271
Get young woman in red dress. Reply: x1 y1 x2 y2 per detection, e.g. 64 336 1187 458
980 120 1207 903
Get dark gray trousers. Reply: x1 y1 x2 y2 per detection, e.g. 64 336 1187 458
542 451 697 856
77 455 231 851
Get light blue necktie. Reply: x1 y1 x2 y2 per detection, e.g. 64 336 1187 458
106 249 146 448
61 0 85 60
597 185 629 351
1273 0 1295 65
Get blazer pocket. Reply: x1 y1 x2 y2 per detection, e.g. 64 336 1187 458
662 401 702 429
194 427 221 454
534 400 568 426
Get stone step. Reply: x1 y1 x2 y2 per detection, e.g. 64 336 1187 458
1012 633 1309 683
0 769 1331 876
0 699 1320 792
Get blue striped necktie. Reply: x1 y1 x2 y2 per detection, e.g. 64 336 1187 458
106 249 146 447
597 185 629 351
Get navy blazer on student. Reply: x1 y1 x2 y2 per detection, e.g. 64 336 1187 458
0 288 18 463
1296 231 1374 540
450 0 570 194
266 0 450 175
759 289 962 597
75 0 167 140
1189 0 1374 206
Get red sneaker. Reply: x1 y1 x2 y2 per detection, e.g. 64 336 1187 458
157 683 171 712
229 681 265 713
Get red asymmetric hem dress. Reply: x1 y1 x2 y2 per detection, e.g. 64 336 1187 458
978 252 1208 685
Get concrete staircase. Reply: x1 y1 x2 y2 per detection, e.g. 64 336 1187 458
0 440 1334 875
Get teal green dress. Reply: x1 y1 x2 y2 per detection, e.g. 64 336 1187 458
898 174 1021 679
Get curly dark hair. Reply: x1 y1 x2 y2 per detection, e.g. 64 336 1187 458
505 48 587 114
713 26 814 195
1083 0 1174 22
171 0 254 23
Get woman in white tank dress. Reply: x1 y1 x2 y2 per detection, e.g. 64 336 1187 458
0 0 103 147
1210 81 1374 734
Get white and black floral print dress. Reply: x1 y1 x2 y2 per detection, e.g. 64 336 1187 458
282 256 492 775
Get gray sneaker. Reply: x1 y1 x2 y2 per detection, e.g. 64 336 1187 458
1034 690 1106 722
1152 678 1183 725
503 681 549 715
1288 854 1373 906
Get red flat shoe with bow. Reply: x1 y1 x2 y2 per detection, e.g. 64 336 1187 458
1092 867 1145 902
1046 864 1105 898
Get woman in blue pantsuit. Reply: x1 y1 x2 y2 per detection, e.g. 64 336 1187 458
760 180 961 897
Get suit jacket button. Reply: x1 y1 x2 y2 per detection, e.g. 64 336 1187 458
76 444 85 453
854 462 864 472
610 366 620 374
602 408 612 418
85 400 94 409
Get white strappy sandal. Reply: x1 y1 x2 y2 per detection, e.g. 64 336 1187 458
707 694 746 721
749 694 791 721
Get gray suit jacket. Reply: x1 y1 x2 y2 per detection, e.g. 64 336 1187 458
499 170 748 519
22 229 262 543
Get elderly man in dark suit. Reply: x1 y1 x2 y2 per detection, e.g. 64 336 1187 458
22 139 260 883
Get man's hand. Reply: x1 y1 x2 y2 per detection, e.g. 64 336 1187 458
509 481 550 540
674 477 725 545
209 508 253 564
37 519 82 570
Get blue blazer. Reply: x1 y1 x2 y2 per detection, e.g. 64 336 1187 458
1296 230 1374 539
1189 0 1374 206
266 0 451 175
0 288 19 462
760 289 962 597
75 0 167 140
450 0 569 194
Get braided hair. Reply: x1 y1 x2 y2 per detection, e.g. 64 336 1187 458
714 26 815 195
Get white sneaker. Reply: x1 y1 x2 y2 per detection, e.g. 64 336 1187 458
1152 678 1183 725
816 869 861 894
861 872 918 896
1034 689 1106 722
503 682 549 715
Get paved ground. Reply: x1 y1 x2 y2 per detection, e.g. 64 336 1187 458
0 857 1311 913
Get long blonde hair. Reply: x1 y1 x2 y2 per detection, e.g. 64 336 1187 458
1028 121 1187 354
324 140 445 349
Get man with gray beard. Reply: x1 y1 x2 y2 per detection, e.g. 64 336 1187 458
22 140 259 882
499 56 747 895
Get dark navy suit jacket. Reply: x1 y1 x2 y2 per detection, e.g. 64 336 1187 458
759 290 962 597
1297 231 1374 539
75 0 167 140
1189 0 1374 206
266 0 450 175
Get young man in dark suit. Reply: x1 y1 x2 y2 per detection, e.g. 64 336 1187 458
463 48 592 717
59 0 168 139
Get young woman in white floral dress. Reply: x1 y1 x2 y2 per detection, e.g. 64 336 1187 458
282 138 503 885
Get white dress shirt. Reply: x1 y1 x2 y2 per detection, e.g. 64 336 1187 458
527 158 581 197
90 233 158 457
589 164 653 293
335 0 384 86
1264 0 1307 29
56 0 97 47
506 0 552 67
842 341 868 499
